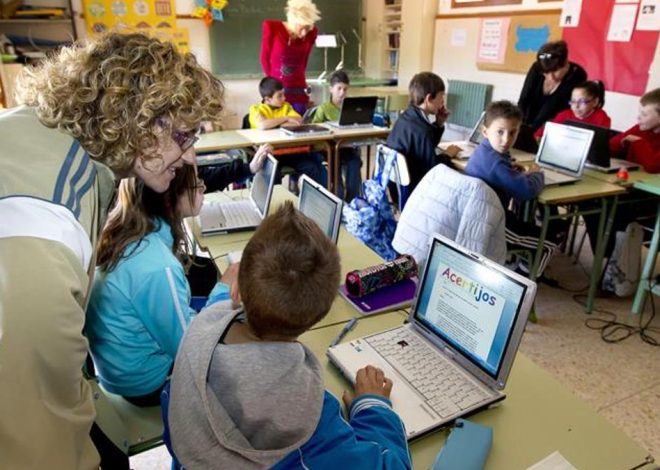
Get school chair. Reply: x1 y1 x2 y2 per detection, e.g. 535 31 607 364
374 143 410 212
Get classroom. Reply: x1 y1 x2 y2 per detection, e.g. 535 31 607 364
0 0 659 469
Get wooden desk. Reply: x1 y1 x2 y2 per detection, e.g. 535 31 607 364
300 313 654 470
195 130 253 153
632 175 660 314
188 186 392 329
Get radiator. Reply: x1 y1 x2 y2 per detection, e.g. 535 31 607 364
446 80 493 129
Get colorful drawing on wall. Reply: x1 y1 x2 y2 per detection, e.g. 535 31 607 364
192 0 227 27
514 25 549 53
83 0 178 40
477 18 510 63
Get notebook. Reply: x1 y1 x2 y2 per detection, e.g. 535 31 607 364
326 96 378 128
198 154 278 234
564 120 640 173
298 174 343 243
438 112 485 159
280 124 332 137
535 122 593 186
328 233 537 440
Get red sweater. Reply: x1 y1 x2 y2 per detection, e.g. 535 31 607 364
260 20 317 105
610 124 660 174
534 108 612 138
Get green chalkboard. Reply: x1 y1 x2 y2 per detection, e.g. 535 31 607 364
209 0 363 76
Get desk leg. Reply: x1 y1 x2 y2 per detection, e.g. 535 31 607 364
632 202 660 314
586 197 614 313
530 204 551 283
320 141 334 193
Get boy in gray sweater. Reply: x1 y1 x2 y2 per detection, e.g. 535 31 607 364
167 202 411 469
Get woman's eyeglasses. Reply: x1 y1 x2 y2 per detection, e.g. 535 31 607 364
537 52 555 60
156 118 200 152
569 98 593 106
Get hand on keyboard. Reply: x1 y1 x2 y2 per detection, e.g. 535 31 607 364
342 365 394 409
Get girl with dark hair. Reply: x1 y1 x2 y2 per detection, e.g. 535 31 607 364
534 80 611 138
518 40 587 131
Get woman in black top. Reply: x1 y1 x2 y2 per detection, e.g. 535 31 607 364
518 40 587 131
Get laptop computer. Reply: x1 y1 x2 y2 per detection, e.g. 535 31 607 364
564 120 640 173
328 233 537 440
298 174 343 243
326 96 378 128
535 122 593 186
442 112 485 160
280 124 332 137
198 154 278 234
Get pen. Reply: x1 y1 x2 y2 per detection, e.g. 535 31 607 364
329 318 358 347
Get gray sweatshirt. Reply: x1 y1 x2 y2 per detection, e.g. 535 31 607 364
168 302 325 469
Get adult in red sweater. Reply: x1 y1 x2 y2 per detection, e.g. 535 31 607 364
260 0 320 115
534 80 611 138
610 88 660 174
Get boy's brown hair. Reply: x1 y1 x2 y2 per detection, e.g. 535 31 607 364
484 100 523 127
408 72 445 107
239 201 341 338
640 88 660 114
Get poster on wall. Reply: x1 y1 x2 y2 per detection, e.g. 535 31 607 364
560 0 583 27
82 0 187 51
636 0 660 30
607 3 638 40
477 18 510 63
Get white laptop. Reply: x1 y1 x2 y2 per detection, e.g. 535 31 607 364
438 112 485 159
298 174 343 244
326 96 379 129
198 154 278 234
328 233 537 440
535 122 594 186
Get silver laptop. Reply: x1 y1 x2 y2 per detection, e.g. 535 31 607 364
280 124 332 137
535 122 593 186
327 96 378 128
328 233 537 440
298 174 343 244
198 154 278 234
443 112 485 159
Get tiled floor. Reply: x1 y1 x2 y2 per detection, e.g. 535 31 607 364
131 236 660 469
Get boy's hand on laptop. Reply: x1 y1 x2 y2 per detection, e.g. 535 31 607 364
527 163 541 173
249 144 274 174
287 116 303 126
342 365 394 408
444 144 461 158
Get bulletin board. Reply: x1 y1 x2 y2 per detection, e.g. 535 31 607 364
476 12 561 73
563 0 658 96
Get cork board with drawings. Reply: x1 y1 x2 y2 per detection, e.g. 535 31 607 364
476 12 561 73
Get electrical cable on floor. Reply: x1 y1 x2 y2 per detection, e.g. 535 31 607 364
572 280 660 346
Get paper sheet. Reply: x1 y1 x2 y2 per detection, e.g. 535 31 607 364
637 0 660 30
525 451 578 470
560 0 583 28
607 3 638 41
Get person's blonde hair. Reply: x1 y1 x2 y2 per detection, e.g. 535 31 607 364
285 0 321 26
17 32 225 175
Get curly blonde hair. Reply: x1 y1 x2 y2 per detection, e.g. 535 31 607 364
286 0 321 26
17 33 224 175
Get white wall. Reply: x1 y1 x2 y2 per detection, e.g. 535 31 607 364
432 0 660 131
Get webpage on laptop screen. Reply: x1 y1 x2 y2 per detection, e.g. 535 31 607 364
415 241 526 377
300 184 337 238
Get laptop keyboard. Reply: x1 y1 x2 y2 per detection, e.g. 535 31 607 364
365 328 490 418
216 202 260 227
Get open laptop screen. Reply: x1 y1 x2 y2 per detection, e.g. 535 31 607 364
251 155 276 217
298 175 343 243
536 122 593 174
413 238 528 378
468 112 485 145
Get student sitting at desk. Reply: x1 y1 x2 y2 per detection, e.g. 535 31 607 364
86 166 239 407
311 69 362 201
249 76 327 188
168 202 411 469
386 72 460 196
534 80 611 139
465 100 558 276
610 87 660 174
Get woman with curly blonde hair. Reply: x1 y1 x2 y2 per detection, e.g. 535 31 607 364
0 32 225 469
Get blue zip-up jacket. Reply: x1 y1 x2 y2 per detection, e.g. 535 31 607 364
465 139 544 209
86 218 229 397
